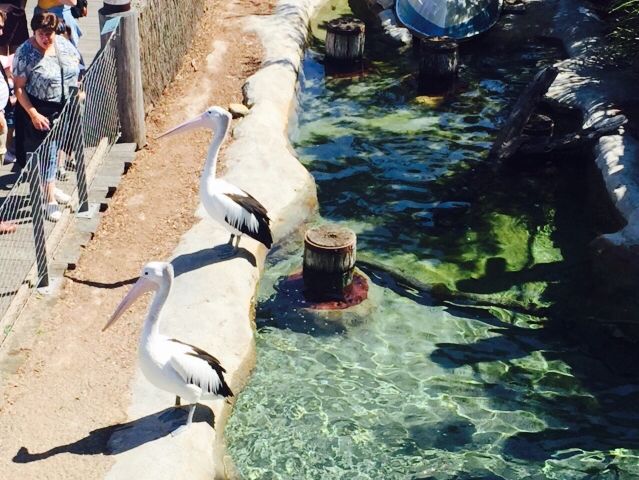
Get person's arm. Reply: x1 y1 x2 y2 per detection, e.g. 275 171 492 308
14 76 49 131
58 0 78 6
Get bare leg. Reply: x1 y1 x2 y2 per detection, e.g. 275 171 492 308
175 395 181 407
234 234 242 252
171 404 197 436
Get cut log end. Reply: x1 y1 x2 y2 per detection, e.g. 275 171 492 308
305 225 356 249
326 17 366 36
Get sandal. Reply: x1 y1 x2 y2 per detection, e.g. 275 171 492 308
0 221 17 234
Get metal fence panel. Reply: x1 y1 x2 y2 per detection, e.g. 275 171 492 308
0 27 121 321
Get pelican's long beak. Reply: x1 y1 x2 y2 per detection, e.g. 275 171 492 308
102 277 155 331
156 112 210 140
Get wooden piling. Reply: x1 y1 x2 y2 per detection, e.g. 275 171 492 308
303 225 357 300
325 17 366 64
417 37 459 93
99 3 146 149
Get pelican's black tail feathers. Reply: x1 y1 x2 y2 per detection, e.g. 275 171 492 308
225 192 273 248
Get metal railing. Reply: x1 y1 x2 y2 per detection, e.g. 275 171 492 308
0 28 121 320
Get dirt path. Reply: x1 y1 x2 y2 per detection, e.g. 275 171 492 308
0 0 273 477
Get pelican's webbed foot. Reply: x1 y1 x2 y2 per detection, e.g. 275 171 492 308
170 404 197 437
216 234 239 259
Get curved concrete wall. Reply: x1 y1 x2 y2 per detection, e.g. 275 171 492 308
104 0 322 479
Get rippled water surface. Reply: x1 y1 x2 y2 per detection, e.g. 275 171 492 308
225 2 639 478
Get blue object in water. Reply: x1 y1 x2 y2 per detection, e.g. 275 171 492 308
396 0 503 40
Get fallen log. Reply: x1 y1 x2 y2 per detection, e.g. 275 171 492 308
488 66 559 162
518 114 627 156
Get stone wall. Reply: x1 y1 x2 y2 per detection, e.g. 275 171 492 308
136 0 206 112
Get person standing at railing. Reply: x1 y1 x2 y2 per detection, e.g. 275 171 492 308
0 11 10 165
0 2 27 165
34 0 81 48
13 12 80 222
0 8 17 233
0 52 17 165
0 1 29 55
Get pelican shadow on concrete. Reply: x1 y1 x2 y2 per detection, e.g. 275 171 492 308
171 245 256 277
13 405 214 463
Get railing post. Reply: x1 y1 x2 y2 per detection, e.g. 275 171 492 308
98 1 146 149
27 154 50 288
70 87 90 213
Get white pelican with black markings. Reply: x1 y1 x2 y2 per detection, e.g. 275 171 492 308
158 106 273 257
103 261 233 436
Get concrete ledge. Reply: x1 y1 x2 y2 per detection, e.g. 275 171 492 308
104 0 321 479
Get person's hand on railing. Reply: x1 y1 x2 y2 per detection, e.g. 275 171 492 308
29 110 50 131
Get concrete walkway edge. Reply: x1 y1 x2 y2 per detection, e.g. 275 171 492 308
104 0 322 478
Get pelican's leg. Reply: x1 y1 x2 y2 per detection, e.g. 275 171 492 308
234 234 242 252
217 234 237 259
186 403 196 426
171 404 197 437
175 395 181 407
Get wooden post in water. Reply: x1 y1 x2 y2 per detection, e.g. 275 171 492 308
417 37 459 93
303 225 357 300
325 17 365 65
99 1 146 149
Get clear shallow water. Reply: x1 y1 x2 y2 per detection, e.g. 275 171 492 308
226 2 639 479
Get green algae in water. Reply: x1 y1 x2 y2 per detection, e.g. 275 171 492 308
226 1 639 478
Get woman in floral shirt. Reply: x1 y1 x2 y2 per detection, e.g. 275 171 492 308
13 11 80 221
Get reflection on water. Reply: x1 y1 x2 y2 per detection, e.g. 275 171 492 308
226 2 639 479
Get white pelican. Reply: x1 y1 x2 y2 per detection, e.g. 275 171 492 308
158 106 273 257
103 261 233 436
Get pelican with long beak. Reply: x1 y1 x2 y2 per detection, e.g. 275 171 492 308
157 106 273 257
103 261 233 436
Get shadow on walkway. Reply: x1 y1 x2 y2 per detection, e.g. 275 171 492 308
13 404 214 462
172 245 256 276
64 243 257 289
